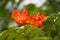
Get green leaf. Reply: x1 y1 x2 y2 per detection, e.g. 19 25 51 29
54 34 60 40
0 19 4 31
14 35 26 40
19 25 29 33
51 25 56 30
43 14 59 36
31 37 52 40
6 32 18 40
24 26 37 36
29 29 44 39
20 38 27 40
0 30 10 40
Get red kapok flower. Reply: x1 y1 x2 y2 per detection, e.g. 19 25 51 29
33 13 48 22
29 13 48 28
11 9 49 28
11 9 28 26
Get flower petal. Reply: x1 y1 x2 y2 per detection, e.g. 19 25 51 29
22 9 28 16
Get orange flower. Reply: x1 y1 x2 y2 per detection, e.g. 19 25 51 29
30 21 44 28
29 13 48 28
33 13 48 22
11 9 28 26
11 9 48 28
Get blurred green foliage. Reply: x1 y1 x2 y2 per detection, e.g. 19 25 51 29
0 0 60 40
0 25 52 40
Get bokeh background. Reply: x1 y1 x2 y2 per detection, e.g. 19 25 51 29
0 0 60 32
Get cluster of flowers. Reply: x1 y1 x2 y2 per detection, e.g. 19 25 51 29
11 9 48 28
